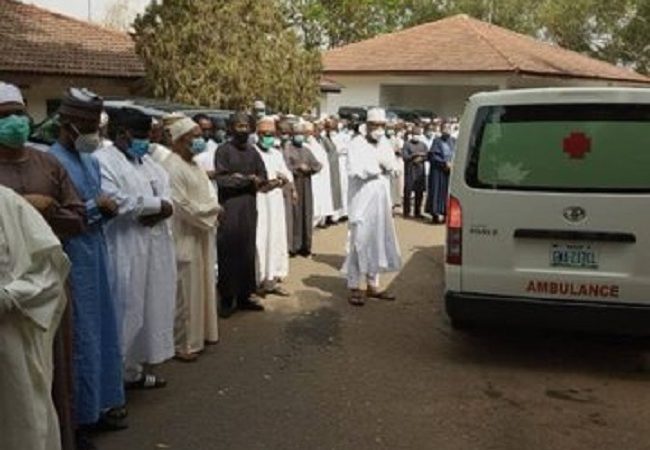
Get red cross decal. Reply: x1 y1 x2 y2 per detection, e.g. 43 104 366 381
563 132 591 160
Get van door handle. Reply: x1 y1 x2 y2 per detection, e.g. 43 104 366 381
514 229 636 243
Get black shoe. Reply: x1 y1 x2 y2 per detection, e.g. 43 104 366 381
76 430 97 450
93 411 129 432
239 299 265 311
218 298 235 319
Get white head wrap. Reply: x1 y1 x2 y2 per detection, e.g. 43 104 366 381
0 82 24 105
169 117 198 142
367 107 387 124
100 111 109 128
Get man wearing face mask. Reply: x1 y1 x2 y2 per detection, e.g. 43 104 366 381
342 108 401 307
95 108 175 388
49 88 126 450
215 112 268 317
0 82 85 450
161 117 220 359
254 117 292 298
282 121 322 257
193 113 219 175
426 122 456 224
402 126 429 219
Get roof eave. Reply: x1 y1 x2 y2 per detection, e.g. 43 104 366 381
0 68 145 79
322 68 650 85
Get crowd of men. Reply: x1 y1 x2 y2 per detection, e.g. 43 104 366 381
0 81 456 450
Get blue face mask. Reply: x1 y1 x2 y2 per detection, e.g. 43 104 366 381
127 138 150 159
191 137 207 154
0 115 30 149
215 130 227 143
293 135 305 146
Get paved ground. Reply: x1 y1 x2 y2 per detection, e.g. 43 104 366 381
98 218 650 450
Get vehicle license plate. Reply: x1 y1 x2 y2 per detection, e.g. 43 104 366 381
550 244 598 269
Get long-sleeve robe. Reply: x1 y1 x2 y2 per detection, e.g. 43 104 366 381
161 153 219 354
402 140 429 216
49 142 125 426
333 132 350 218
256 146 292 284
0 185 70 450
282 143 322 255
0 148 85 450
306 136 335 224
342 136 402 284
322 135 343 212
215 142 267 303
95 146 175 376
426 136 456 216
138 156 177 363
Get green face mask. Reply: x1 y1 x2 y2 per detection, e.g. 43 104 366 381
260 135 275 150
0 115 30 149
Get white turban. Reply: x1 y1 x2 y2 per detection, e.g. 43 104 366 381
168 117 198 142
367 107 387 124
0 82 24 106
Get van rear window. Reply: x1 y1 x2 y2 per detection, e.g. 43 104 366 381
466 104 650 192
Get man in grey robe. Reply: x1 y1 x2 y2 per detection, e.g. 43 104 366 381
282 122 322 257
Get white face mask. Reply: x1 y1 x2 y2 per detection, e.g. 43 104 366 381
71 124 101 153
369 127 385 142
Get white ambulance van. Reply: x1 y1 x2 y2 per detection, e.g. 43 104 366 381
445 88 650 335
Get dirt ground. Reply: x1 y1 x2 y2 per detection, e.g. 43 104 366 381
98 217 650 450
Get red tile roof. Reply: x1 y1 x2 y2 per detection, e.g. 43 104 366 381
0 0 144 78
323 14 650 84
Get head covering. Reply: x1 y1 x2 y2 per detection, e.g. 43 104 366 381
304 122 315 133
168 117 198 142
58 88 103 120
292 122 307 134
367 108 387 124
254 100 266 110
162 112 186 128
0 82 24 106
109 107 152 134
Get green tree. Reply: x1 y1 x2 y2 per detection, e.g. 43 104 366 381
133 0 322 112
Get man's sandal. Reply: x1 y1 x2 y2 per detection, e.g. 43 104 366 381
348 290 366 307
125 374 167 390
366 289 397 301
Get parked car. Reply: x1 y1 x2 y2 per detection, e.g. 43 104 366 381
445 87 650 335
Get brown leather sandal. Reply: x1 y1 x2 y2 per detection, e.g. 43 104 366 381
366 289 397 301
348 289 365 307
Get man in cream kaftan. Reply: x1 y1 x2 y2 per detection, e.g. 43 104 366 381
342 109 401 306
305 126 334 226
162 118 219 359
0 185 70 450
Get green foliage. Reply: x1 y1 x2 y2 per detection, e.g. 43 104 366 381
133 0 322 112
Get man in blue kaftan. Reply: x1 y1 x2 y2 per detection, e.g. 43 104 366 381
426 123 456 223
49 89 125 450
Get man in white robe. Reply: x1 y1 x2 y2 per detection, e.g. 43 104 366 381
0 185 70 450
255 117 292 297
96 108 175 387
161 118 220 361
333 126 351 219
342 108 402 306
305 121 335 227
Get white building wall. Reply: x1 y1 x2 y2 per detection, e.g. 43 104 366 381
0 73 136 122
322 72 640 118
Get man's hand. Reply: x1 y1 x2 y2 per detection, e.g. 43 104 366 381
298 163 310 173
23 194 57 213
277 173 289 186
160 200 173 219
96 195 118 217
